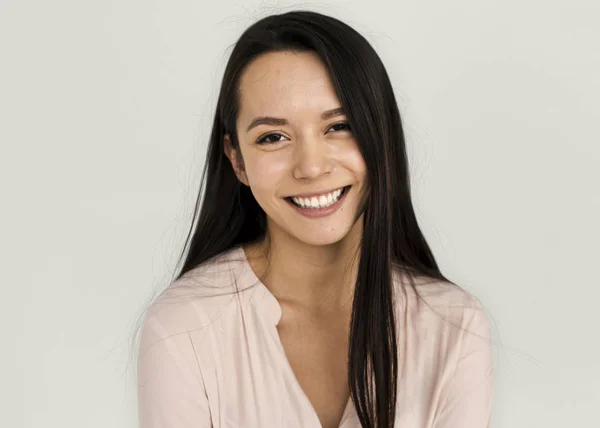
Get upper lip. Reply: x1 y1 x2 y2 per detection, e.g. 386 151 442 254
286 186 349 199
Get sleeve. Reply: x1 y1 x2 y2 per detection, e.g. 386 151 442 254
433 302 494 428
137 311 213 428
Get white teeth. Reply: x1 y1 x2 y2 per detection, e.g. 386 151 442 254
291 187 346 209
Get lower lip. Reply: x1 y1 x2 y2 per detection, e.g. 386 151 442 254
285 186 350 218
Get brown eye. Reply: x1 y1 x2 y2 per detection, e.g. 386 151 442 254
256 133 285 145
329 122 351 132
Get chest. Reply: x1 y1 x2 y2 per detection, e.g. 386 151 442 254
276 307 352 428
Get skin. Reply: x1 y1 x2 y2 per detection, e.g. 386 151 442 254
224 50 368 428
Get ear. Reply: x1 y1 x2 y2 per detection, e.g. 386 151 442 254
224 133 249 186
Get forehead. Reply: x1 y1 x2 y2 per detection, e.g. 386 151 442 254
237 50 341 121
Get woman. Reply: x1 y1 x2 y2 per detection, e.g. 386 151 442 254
136 10 493 428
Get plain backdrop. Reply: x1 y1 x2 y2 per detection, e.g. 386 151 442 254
1 0 598 427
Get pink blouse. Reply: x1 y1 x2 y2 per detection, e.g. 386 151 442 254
137 246 493 427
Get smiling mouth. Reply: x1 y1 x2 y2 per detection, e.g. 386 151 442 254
284 185 351 209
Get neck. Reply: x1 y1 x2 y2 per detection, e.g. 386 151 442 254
244 215 363 312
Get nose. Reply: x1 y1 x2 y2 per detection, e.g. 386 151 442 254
292 135 333 180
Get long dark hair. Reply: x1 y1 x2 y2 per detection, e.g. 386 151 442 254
136 10 454 428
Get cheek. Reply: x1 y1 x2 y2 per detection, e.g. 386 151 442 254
244 153 290 193
338 145 367 180
352 153 367 178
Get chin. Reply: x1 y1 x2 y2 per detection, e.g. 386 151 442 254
287 219 359 247
293 232 347 247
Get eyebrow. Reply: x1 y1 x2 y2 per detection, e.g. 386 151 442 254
245 107 346 132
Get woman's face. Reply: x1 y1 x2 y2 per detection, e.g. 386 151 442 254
225 50 367 247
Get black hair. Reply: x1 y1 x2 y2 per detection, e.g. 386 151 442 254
133 10 454 428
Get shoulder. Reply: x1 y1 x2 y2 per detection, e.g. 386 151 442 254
394 268 487 315
139 247 252 344
392 268 492 346
392 269 494 388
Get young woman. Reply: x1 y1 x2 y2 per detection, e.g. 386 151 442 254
136 10 493 428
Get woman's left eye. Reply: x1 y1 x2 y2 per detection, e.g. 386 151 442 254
329 122 351 132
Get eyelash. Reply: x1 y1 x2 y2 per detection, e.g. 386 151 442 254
256 122 352 145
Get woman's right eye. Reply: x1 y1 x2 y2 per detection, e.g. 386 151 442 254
256 133 285 145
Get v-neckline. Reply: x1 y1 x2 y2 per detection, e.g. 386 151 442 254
236 245 354 428
271 320 354 428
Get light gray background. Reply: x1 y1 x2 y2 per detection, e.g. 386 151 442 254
1 0 598 427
